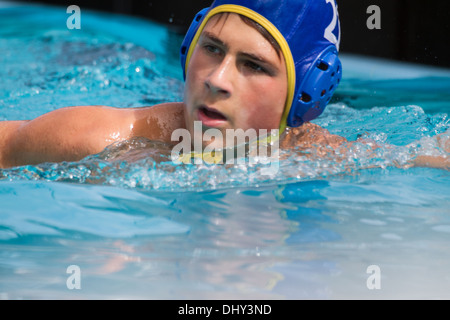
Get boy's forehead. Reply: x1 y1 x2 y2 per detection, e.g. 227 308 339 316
199 13 285 65
203 12 232 29
201 13 232 38
201 13 264 44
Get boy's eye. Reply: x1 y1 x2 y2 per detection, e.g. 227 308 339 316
244 61 267 74
203 44 221 55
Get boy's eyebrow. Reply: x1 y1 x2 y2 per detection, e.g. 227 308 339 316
201 31 228 48
200 31 280 67
241 52 275 66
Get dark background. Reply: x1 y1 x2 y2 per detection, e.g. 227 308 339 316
19 0 450 68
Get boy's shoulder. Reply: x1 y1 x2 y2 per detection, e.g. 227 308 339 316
130 102 186 142
280 122 347 150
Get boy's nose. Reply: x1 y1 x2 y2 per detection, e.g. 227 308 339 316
204 56 234 97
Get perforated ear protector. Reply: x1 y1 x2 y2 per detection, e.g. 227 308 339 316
286 46 342 127
179 5 342 129
180 8 209 80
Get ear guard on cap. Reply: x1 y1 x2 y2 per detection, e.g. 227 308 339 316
180 8 209 80
286 46 342 127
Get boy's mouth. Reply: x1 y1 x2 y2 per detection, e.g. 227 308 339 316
197 105 228 127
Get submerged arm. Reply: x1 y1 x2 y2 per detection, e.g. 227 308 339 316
280 124 449 171
410 130 449 170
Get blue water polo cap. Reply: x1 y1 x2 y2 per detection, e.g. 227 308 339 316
180 0 342 131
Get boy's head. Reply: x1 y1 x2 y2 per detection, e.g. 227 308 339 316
180 0 342 148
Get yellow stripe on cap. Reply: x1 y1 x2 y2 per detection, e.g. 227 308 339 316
178 150 223 164
184 4 296 133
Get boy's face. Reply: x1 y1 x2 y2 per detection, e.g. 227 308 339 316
183 13 288 149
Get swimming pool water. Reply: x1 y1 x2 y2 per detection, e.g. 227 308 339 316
0 3 449 299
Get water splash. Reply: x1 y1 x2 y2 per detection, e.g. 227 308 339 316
1 106 448 191
317 103 449 145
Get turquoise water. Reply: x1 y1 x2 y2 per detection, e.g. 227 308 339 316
0 3 449 299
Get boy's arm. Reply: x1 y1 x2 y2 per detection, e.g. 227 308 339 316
411 130 449 170
0 120 27 168
281 124 449 171
412 155 449 170
0 106 135 168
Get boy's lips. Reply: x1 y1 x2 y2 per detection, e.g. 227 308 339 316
197 105 228 127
